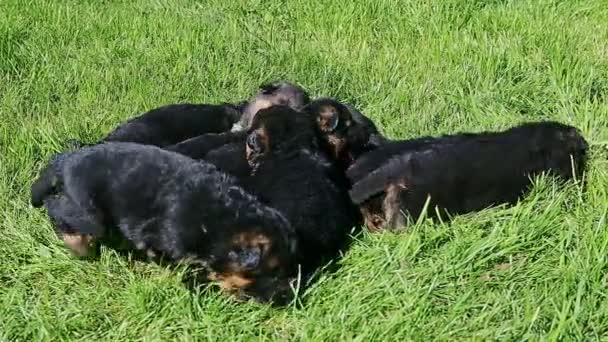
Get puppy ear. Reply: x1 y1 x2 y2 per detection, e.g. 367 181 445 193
316 106 340 133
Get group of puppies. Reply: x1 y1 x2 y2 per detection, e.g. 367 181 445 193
30 81 589 304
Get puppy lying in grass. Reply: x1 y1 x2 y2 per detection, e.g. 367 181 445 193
30 142 298 303
69 81 310 148
243 106 360 276
345 122 589 231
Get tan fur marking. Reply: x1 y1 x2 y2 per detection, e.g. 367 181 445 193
208 272 253 291
327 134 346 158
232 231 272 252
62 233 95 257
383 181 408 230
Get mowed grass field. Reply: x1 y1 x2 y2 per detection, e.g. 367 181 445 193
1 0 608 339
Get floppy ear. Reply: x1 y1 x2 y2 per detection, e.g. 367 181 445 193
316 107 340 133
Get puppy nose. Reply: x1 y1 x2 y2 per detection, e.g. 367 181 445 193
241 249 260 269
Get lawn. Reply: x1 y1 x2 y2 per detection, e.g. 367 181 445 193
1 0 608 340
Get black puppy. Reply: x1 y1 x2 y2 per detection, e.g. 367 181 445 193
346 122 589 231
69 81 309 149
244 106 359 275
30 143 298 303
100 103 242 147
303 98 386 170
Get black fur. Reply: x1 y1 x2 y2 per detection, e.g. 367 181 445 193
31 142 298 303
164 131 251 179
346 121 589 230
244 106 359 275
101 103 241 147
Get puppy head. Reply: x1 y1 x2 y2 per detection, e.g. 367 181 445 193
245 105 317 167
546 123 589 178
232 81 310 132
304 98 383 167
206 213 298 303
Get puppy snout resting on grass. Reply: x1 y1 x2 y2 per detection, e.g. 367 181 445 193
30 142 298 304
347 121 589 231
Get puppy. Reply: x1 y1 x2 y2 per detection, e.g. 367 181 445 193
244 106 359 275
303 98 386 170
346 122 589 231
30 143 298 303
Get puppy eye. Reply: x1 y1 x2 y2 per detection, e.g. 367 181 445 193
328 115 339 132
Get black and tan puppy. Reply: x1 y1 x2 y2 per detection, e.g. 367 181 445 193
346 122 589 231
244 106 359 275
30 143 298 303
303 98 386 170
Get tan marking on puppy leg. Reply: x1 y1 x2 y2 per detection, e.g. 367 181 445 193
383 181 408 230
62 233 95 257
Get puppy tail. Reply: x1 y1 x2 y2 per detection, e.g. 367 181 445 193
30 153 68 207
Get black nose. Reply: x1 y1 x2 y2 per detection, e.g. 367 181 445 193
247 133 262 152
240 249 261 269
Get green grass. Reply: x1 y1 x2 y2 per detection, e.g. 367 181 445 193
1 0 607 339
